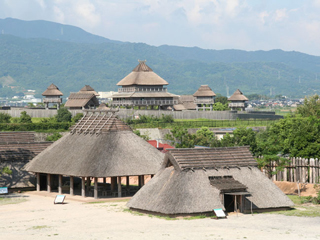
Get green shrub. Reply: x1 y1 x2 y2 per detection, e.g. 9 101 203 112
19 111 32 123
0 113 11 123
55 107 72 122
72 113 83 123
46 133 63 141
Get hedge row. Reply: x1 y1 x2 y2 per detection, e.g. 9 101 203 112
0 122 72 132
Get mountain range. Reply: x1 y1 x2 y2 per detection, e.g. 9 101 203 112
0 17 319 98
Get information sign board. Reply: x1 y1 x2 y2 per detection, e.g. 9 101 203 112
0 187 8 194
54 195 66 204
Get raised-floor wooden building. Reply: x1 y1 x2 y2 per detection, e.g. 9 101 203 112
24 110 164 198
65 85 100 110
228 89 248 111
193 85 216 111
111 60 179 110
42 84 63 109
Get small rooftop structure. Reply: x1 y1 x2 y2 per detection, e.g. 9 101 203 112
127 146 293 216
42 84 63 109
228 89 248 111
173 95 196 111
24 110 164 198
193 85 216 111
65 85 100 110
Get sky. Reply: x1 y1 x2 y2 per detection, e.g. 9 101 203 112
0 0 320 56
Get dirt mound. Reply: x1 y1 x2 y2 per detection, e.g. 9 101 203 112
274 181 318 197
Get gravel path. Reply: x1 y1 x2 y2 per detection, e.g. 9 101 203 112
1 192 320 240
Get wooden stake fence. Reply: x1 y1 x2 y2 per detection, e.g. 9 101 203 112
263 157 320 183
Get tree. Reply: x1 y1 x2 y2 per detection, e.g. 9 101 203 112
19 111 32 123
55 107 72 122
194 127 214 146
46 133 62 141
215 94 228 104
296 94 320 118
72 113 84 123
0 166 12 177
0 113 11 123
212 102 229 111
165 127 195 148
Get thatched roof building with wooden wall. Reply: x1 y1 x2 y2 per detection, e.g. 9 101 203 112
65 85 100 110
42 83 63 109
228 89 248 111
127 147 293 216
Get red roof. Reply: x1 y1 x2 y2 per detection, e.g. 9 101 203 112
147 140 174 153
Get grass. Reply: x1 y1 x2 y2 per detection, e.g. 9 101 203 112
27 225 51 230
0 197 27 205
268 195 320 217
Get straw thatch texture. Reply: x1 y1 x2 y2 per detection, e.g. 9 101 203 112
24 131 164 177
193 85 216 97
112 91 178 98
228 89 248 101
175 95 196 110
127 147 293 215
65 93 99 108
42 83 63 96
79 85 99 96
117 61 168 86
0 132 35 143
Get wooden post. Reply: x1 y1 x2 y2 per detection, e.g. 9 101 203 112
94 177 98 199
111 177 117 191
103 178 106 184
81 177 85 197
126 176 130 188
70 176 74 196
86 177 91 191
58 175 62 194
117 176 122 198
36 173 40 191
293 158 297 182
138 176 142 188
47 174 51 193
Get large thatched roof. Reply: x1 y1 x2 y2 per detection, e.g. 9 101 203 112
127 147 293 215
193 85 216 97
117 61 169 86
42 83 63 96
228 89 248 101
25 112 164 177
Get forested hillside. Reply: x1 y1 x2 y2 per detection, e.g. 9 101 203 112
0 18 320 98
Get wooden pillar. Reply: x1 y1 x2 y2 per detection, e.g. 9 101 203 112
86 177 91 191
103 178 106 184
81 177 86 197
111 177 117 191
47 174 51 193
70 176 74 196
138 175 145 188
126 176 130 188
36 173 40 191
94 177 98 199
117 176 122 198
58 175 62 194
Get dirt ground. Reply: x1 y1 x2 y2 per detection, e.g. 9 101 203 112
1 191 320 240
274 181 318 197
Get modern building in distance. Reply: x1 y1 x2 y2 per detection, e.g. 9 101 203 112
193 85 216 111
111 60 179 110
228 89 248 111
42 84 63 109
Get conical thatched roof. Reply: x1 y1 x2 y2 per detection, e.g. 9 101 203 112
127 147 293 215
98 103 110 110
42 83 63 96
24 112 164 177
79 85 99 96
228 89 248 101
193 85 216 97
117 61 169 86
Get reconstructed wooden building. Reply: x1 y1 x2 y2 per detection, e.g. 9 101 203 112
193 85 216 111
127 147 293 215
24 110 164 198
42 83 63 109
111 60 179 110
228 89 248 111
65 85 100 110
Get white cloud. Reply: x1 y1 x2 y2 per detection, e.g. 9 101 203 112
274 8 287 22
74 2 101 26
259 11 269 24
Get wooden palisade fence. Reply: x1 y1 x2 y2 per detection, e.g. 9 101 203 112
262 157 320 184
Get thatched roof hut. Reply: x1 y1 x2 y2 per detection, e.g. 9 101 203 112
127 147 293 215
24 111 164 198
117 61 168 86
173 95 196 111
65 93 99 110
193 85 216 97
228 89 248 101
79 85 99 96
42 83 63 96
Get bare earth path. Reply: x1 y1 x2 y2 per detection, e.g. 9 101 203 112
1 192 320 240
